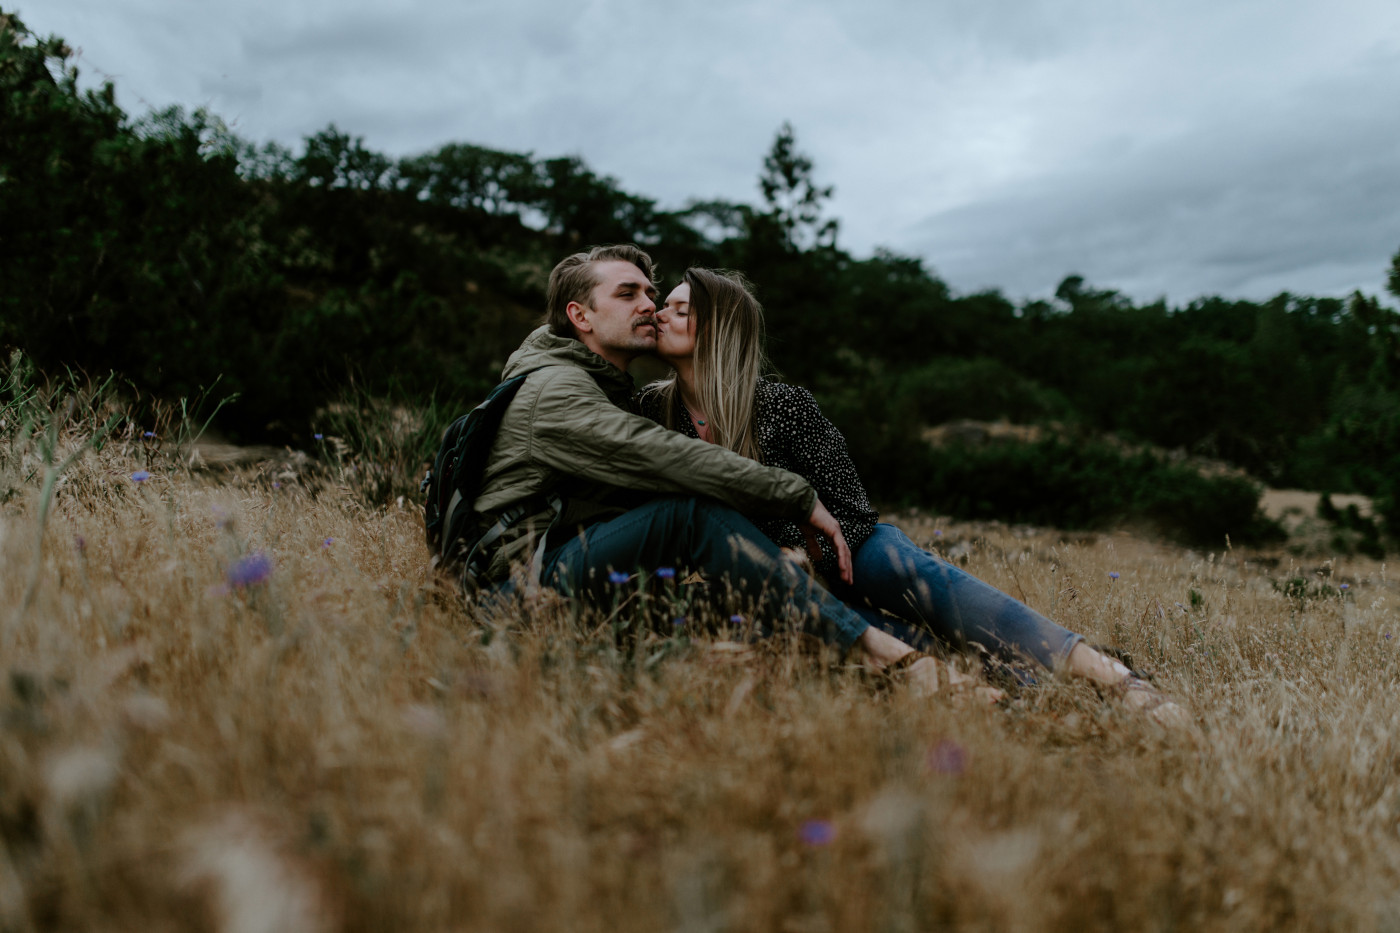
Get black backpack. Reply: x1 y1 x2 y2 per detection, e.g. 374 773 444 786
422 367 550 588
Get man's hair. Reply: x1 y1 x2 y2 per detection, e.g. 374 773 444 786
544 245 657 337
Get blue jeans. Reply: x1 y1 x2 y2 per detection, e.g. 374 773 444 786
830 524 1082 671
540 497 871 650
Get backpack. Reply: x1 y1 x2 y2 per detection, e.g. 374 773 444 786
421 367 551 588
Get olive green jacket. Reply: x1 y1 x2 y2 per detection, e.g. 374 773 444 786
476 326 817 580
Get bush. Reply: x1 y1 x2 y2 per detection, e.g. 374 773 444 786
895 357 1072 426
866 435 1282 547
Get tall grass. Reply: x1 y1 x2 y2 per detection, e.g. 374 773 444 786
3 372 1400 931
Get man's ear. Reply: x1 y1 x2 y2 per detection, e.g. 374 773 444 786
565 301 592 334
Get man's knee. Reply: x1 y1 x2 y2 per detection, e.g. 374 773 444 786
687 499 749 528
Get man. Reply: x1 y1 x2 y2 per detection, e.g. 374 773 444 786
473 244 954 681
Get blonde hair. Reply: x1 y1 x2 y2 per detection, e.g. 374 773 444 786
647 268 767 462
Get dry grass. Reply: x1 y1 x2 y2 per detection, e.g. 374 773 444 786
5 396 1400 932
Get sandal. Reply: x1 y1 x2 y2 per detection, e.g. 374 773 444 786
1109 676 1189 728
884 652 1004 705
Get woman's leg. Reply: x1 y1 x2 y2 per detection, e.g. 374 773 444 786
834 524 1082 672
839 525 1187 723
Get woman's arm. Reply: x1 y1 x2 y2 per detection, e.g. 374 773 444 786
760 384 879 566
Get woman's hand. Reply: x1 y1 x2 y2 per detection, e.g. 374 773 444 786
802 498 853 585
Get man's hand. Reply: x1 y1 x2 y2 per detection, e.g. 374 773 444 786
801 498 853 585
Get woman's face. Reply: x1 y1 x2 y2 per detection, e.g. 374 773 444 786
655 282 696 363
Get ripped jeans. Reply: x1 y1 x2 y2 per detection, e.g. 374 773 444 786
830 523 1081 671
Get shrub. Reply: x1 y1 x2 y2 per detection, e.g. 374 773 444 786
866 435 1283 547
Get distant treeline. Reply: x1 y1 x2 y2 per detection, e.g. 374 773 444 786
5 9 1400 543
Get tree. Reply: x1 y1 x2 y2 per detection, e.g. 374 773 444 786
398 142 538 215
756 122 838 252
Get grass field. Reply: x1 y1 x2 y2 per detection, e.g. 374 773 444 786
4 388 1400 932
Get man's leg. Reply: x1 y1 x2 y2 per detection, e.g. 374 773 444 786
542 497 870 650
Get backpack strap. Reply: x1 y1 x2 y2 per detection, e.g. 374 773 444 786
460 494 563 591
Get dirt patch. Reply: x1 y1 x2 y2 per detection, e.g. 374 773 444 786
1261 489 1372 521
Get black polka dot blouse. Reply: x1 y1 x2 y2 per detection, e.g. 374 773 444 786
638 380 879 577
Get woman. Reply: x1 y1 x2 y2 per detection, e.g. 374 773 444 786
640 267 1183 722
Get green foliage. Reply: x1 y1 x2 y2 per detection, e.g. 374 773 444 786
7 11 1400 542
756 121 838 252
896 358 1072 426
882 437 1282 547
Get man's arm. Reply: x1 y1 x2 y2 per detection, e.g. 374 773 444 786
528 367 816 521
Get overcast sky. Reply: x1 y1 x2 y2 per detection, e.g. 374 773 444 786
22 0 1400 305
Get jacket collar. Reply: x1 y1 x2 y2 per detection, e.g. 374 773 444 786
503 326 635 399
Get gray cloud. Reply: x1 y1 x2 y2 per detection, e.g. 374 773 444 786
903 45 1400 302
21 0 1400 304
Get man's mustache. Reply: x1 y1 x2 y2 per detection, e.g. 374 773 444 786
634 317 657 330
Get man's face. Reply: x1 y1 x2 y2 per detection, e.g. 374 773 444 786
568 260 658 369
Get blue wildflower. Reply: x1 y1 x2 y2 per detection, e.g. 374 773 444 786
130 470 151 483
729 614 744 624
322 537 334 548
226 552 273 588
934 529 943 537
656 567 676 580
799 820 835 847
608 571 630 585
672 616 686 628
272 482 281 490
314 433 324 440
1108 572 1120 580
1340 583 1350 590
143 431 155 439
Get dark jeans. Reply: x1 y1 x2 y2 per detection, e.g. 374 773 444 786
540 497 870 650
831 523 1082 671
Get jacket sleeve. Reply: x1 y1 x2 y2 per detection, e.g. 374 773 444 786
527 368 816 521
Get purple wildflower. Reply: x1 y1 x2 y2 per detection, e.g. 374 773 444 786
1387 632 1393 641
934 529 943 537
313 433 324 440
1108 572 1120 580
608 571 630 585
322 537 334 549
672 616 687 628
1340 583 1350 590
656 567 676 580
927 739 968 775
130 470 151 483
74 534 86 552
729 614 744 624
272 482 281 490
799 820 835 847
226 552 273 588
142 431 156 439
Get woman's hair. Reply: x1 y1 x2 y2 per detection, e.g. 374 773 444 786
648 267 768 462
